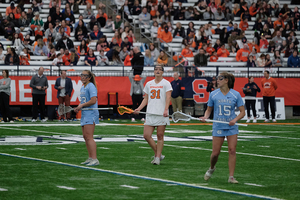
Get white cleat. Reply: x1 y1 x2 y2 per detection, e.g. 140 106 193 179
204 167 216 181
264 119 270 123
131 118 136 122
86 159 99 166
253 119 257 123
31 119 37 122
272 119 277 123
228 176 239 184
41 119 47 123
246 119 250 123
152 157 160 165
81 158 93 165
9 120 14 123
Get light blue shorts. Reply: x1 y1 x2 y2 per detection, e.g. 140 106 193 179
212 129 238 137
81 115 99 126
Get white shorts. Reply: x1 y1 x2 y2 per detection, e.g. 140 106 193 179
144 115 170 126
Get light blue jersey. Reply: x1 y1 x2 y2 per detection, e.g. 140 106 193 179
80 82 99 126
207 89 244 137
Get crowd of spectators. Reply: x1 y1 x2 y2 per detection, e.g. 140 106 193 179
0 0 300 68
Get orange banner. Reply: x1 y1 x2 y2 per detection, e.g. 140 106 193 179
7 76 300 106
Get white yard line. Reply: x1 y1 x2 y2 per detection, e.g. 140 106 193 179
56 147 66 150
244 183 264 187
98 147 110 149
57 186 76 190
15 148 26 150
0 152 283 200
139 146 151 149
258 146 270 148
120 185 139 189
0 188 8 191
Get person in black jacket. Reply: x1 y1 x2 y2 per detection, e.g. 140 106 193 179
246 55 256 67
243 76 261 123
173 22 185 38
171 72 183 112
131 47 144 75
5 47 19 65
55 36 74 51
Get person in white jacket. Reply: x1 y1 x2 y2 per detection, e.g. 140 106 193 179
97 50 109 66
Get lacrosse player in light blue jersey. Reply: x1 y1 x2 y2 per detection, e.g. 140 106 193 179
200 72 245 184
74 70 99 166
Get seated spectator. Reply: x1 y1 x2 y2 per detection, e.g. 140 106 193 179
19 11 31 31
69 48 79 66
265 54 272 68
96 10 107 28
15 7 22 19
272 50 284 67
75 20 88 40
6 2 17 16
124 49 134 66
194 48 207 67
268 41 276 53
185 7 194 20
213 39 222 51
173 22 185 39
185 30 198 51
215 8 225 20
5 47 19 65
83 2 94 19
203 7 214 20
44 16 54 31
90 25 103 41
78 40 89 56
13 33 22 49
231 23 241 36
260 24 272 39
265 17 274 29
157 51 168 66
106 46 121 61
32 0 42 13
51 7 63 24
204 24 213 37
63 7 75 24
74 15 86 30
287 50 300 67
96 38 109 52
111 30 122 46
131 0 142 15
285 42 295 57
31 12 43 26
112 50 123 65
0 47 5 61
34 39 48 56
35 25 44 37
279 40 288 54
139 7 151 25
52 53 63 66
273 15 285 29
180 44 194 59
260 34 269 53
19 52 30 65
61 20 71 37
159 26 173 50
249 3 259 17
287 31 299 47
224 7 234 21
85 49 98 66
206 43 215 56
65 18 74 32
47 46 56 60
209 51 218 62
105 16 114 29
55 35 74 51
69 0 80 14
97 50 109 66
119 46 129 61
45 23 57 41
249 48 258 60
271 31 285 48
121 37 132 49
149 43 159 62
144 49 154 66
113 15 123 31
54 19 61 33
62 49 71 65
239 18 249 31
253 18 263 31
151 21 159 38
227 21 234 33
257 54 266 67
246 55 256 67
109 39 120 49
217 44 230 57
232 4 241 17
7 12 19 28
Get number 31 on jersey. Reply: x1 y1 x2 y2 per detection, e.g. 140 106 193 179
150 89 161 99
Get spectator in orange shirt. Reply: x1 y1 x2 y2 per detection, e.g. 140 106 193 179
209 51 218 62
180 44 194 58
259 33 269 53
206 43 215 56
239 18 249 31
261 70 278 122
249 3 259 17
273 16 285 29
157 51 168 66
236 44 251 62
61 20 71 36
19 52 30 65
62 49 71 65
6 2 17 16
217 44 230 57
124 49 134 66
159 26 173 50
35 25 44 37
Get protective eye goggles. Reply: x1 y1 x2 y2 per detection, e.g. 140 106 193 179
216 76 226 81
80 73 90 78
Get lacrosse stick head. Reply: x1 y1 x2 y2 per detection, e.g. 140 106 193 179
117 106 134 115
57 104 72 116
172 111 192 123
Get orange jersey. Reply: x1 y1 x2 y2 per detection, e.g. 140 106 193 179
157 57 168 65
206 47 215 55
236 49 250 62
249 6 258 16
6 7 16 16
261 77 278 96
35 30 43 37
210 55 218 62
273 20 285 29
19 57 30 65
180 48 194 58
239 21 249 31
96 13 108 20
62 54 71 66
259 39 269 49
217 48 230 57
157 27 164 39
124 55 133 66
159 31 173 43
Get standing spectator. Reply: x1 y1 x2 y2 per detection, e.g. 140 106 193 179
54 70 73 121
131 47 144 75
0 70 14 123
243 76 261 123
261 70 278 122
171 72 183 112
287 50 300 67
30 67 49 122
5 48 19 65
129 73 146 122
85 49 98 66
194 48 208 67
139 7 151 25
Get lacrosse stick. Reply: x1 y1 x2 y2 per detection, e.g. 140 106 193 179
117 105 171 117
172 111 248 126
57 104 113 116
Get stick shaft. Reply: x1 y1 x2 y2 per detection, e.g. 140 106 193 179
81 107 113 111
189 116 247 126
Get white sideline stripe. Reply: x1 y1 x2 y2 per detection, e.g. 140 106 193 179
98 147 110 149
139 146 151 149
15 148 26 150
0 123 122 127
56 147 66 150
158 143 300 162
0 152 283 200
258 146 270 148
120 185 139 189
0 127 71 135
0 188 8 191
244 183 264 187
57 186 76 190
